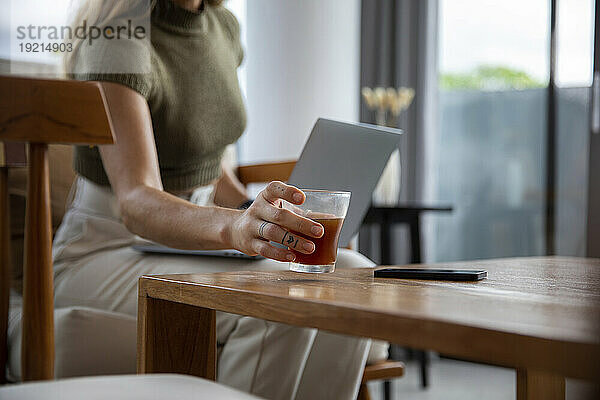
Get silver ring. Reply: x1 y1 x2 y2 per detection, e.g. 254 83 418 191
258 221 269 238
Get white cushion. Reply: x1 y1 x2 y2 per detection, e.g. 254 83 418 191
7 292 389 381
8 294 137 381
367 340 390 365
0 374 261 400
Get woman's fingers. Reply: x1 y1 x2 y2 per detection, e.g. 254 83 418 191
261 181 305 205
252 239 296 262
259 206 323 239
253 182 324 238
236 181 324 262
257 221 315 254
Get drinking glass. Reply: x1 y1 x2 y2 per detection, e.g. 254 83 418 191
282 189 351 273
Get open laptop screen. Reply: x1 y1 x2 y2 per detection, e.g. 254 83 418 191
288 118 402 247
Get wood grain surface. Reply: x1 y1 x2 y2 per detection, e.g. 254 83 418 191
517 369 565 400
0 76 114 145
21 143 54 381
137 296 216 379
139 257 600 382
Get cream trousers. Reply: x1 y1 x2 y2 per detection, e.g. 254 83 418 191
52 177 374 400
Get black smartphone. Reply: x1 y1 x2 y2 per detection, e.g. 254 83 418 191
374 268 487 281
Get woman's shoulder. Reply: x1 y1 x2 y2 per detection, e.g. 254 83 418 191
208 5 240 43
207 5 243 66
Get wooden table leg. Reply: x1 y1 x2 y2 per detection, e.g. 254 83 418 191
0 167 11 384
137 295 217 380
517 369 565 400
22 143 54 381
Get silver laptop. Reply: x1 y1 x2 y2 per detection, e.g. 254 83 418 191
133 118 402 258
288 118 402 247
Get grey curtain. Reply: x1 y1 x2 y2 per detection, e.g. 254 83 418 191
359 0 438 262
360 0 437 201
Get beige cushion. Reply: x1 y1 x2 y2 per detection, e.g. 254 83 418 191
8 292 389 381
367 340 389 365
0 374 261 400
8 295 137 382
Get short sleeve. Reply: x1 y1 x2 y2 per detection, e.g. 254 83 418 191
214 6 244 67
68 34 155 100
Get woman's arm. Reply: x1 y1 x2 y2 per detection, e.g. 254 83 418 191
213 160 250 209
97 82 322 261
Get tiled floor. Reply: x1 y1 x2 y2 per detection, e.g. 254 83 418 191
367 356 598 400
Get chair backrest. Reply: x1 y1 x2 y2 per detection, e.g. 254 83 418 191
0 75 114 382
236 161 296 186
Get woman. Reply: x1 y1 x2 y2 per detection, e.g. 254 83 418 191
55 0 375 399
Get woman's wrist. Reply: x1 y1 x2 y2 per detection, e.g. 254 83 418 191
217 207 244 249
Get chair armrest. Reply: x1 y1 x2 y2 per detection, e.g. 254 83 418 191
236 160 297 186
362 360 405 383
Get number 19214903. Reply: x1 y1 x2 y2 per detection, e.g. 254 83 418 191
19 42 73 53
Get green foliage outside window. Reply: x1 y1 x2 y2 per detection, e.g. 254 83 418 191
440 65 545 90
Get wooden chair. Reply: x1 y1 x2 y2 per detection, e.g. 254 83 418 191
0 76 255 400
236 160 405 400
0 76 116 381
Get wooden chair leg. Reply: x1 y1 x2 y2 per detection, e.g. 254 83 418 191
0 167 11 384
21 143 54 381
357 383 371 400
361 361 404 400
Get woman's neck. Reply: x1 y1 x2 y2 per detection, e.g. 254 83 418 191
171 0 203 12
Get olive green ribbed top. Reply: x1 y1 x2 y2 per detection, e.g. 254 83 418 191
71 0 246 191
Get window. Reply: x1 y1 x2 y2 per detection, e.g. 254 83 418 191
5 0 71 65
426 0 594 261
427 0 551 261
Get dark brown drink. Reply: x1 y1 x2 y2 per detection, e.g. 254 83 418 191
291 217 344 265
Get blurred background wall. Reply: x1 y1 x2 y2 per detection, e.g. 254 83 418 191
231 0 361 164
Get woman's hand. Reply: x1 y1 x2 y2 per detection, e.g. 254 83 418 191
228 181 324 262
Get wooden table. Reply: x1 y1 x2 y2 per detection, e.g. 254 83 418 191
137 256 600 400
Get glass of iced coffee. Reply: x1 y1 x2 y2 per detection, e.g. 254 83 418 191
282 189 350 273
